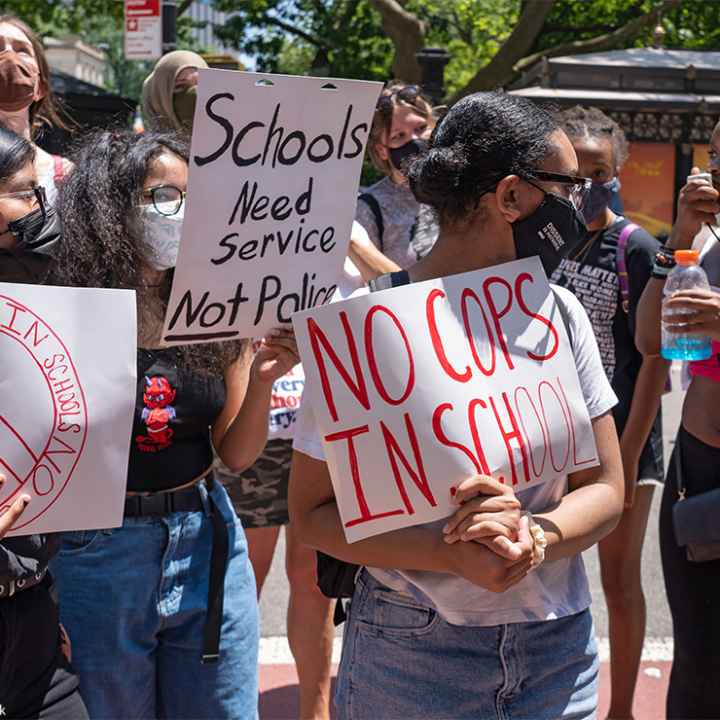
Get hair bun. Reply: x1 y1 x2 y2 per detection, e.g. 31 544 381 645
409 144 468 206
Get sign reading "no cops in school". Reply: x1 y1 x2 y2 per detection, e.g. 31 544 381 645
161 70 381 345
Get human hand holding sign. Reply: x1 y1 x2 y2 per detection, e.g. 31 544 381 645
442 475 522 555
250 328 301 385
448 514 534 593
0 474 30 539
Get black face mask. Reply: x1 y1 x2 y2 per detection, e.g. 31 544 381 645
0 201 62 284
8 202 62 255
512 193 587 277
389 138 428 173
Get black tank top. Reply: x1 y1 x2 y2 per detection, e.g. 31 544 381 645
127 348 225 492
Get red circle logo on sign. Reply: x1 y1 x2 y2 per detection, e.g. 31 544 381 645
0 294 88 530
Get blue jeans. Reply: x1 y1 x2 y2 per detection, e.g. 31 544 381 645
336 570 598 720
51 480 258 719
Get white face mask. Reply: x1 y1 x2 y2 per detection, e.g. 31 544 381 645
138 201 184 271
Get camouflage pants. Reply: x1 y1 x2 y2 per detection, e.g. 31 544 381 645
219 439 291 528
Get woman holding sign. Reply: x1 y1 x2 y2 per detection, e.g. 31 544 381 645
48 130 299 720
291 92 624 719
0 126 87 719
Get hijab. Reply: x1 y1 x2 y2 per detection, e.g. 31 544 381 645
141 50 208 133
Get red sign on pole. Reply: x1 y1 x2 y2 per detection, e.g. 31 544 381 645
124 0 162 60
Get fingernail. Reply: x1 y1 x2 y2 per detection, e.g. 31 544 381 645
442 523 450 533
449 486 456 496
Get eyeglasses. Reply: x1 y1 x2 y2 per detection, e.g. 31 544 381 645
0 185 45 205
142 185 185 216
523 170 592 211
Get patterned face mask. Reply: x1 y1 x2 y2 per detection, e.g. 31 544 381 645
138 201 185 271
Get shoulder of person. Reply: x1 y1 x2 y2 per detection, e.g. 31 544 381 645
549 283 593 343
620 219 660 254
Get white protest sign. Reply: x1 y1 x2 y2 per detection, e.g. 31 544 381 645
293 257 600 543
161 70 382 346
0 283 136 536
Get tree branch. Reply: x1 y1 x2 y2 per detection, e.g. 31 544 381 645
369 0 426 83
178 0 193 17
451 0 556 101
514 0 682 74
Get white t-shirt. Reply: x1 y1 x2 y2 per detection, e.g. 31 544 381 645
264 222 370 441
292 283 617 626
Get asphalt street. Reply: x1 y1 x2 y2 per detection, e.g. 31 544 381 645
258 371 684 641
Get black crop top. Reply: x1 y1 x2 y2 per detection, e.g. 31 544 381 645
127 348 226 492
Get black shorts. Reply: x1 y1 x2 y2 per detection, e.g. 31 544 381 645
219 439 292 528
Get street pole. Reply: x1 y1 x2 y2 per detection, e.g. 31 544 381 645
162 0 177 54
415 47 451 106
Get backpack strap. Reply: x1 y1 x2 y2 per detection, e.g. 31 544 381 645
52 155 66 185
358 192 385 253
616 222 640 314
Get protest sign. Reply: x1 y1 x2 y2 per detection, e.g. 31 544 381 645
268 365 305 440
293 257 600 543
161 70 382 345
0 283 136 536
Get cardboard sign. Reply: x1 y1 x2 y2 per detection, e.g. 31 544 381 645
161 70 382 346
0 283 136 536
293 258 600 543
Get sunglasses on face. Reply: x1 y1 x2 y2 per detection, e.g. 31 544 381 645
522 170 592 211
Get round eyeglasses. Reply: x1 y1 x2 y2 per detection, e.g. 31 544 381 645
142 184 186 216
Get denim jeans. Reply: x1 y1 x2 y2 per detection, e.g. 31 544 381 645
51 480 258 720
336 570 598 720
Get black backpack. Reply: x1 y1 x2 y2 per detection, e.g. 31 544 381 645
316 270 575 624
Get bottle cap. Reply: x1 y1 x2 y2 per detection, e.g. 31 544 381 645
676 249 700 265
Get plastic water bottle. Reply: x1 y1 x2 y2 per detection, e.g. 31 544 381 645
661 249 713 360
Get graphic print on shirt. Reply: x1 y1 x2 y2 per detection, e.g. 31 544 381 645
552 257 618 380
135 376 177 452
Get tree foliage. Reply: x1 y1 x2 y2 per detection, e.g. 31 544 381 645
208 0 717 100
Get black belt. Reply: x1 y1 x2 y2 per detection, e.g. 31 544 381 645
123 475 228 664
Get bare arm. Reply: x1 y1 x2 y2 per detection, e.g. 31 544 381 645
619 355 669 506
215 331 299 472
349 234 401 281
636 169 720 355
289 449 535 593
532 411 623 561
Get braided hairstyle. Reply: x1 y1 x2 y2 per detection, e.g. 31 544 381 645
408 91 561 225
50 129 245 374
560 106 629 171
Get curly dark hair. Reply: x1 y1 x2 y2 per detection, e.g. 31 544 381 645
50 129 245 373
407 92 560 224
560 105 629 170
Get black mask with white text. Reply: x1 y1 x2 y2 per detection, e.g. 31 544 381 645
512 193 587 277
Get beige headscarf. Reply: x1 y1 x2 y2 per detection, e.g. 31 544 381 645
141 50 208 133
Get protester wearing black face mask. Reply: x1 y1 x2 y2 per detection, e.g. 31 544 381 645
352 82 439 272
291 91 623 720
551 106 667 720
0 127 88 719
